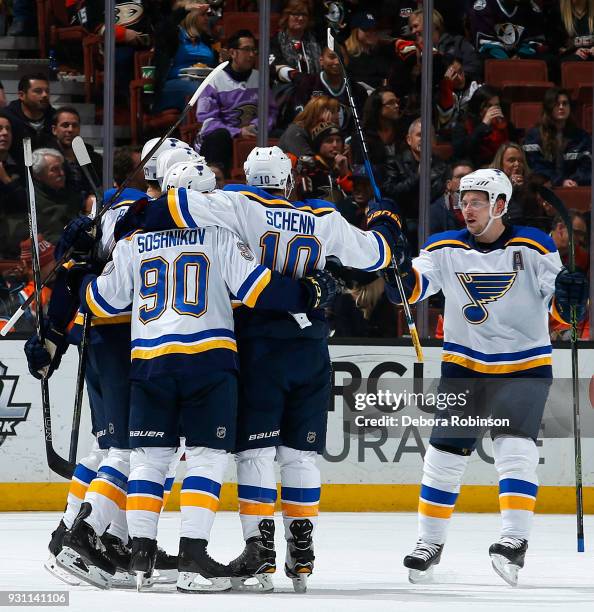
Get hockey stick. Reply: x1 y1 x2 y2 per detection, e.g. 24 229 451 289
23 138 75 479
327 30 424 373
0 61 230 335
536 185 584 552
66 136 104 466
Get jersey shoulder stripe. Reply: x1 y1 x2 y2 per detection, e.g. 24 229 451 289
423 229 471 252
505 225 557 254
168 188 197 229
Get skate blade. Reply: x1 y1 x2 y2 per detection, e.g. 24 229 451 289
176 572 231 593
56 548 111 590
111 570 154 590
290 574 309 594
230 573 274 593
44 554 81 586
407 566 435 584
490 554 520 587
135 570 155 592
151 568 178 584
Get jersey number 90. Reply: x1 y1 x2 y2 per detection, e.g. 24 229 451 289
138 253 209 324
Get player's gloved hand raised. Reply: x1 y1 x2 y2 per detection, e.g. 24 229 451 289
24 326 68 380
55 216 100 261
366 197 404 258
555 267 589 321
300 269 341 310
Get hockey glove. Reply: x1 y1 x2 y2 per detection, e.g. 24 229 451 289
300 269 341 310
555 267 589 322
66 262 98 298
55 216 100 261
366 198 404 260
24 326 69 380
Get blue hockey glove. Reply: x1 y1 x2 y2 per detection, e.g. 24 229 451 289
66 262 98 298
301 269 341 309
24 326 68 380
55 216 100 261
114 197 168 241
555 267 589 321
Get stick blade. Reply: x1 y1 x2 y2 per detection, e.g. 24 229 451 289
23 137 33 167
72 136 92 167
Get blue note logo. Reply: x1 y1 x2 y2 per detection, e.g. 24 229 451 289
0 361 31 447
456 272 517 324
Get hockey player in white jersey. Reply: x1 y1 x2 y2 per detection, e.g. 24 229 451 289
75 209 338 592
112 145 402 592
380 169 588 586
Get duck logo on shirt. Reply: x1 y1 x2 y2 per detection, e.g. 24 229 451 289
456 272 517 324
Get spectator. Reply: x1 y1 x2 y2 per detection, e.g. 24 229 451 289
295 122 352 203
469 0 548 60
388 9 445 116
195 29 277 175
452 84 512 167
4 73 55 167
411 7 482 82
436 56 481 140
153 4 218 113
113 145 148 193
22 148 82 245
0 80 6 108
384 118 449 238
430 159 474 233
342 12 395 91
546 0 594 62
491 141 550 231
524 88 592 187
0 111 27 259
278 95 340 157
7 0 36 36
270 0 321 84
352 87 402 183
51 106 103 199
293 46 368 136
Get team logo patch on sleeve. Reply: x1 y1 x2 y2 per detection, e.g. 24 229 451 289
457 272 517 324
237 241 254 261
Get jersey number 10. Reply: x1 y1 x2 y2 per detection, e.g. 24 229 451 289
260 232 321 278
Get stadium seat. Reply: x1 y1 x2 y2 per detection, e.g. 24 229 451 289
551 187 591 212
484 59 554 102
432 142 454 161
580 104 592 134
561 61 594 102
510 102 543 132
221 12 280 41
232 138 280 178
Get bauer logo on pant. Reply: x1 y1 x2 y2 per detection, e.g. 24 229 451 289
0 361 31 446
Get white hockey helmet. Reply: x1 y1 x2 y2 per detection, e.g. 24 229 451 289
141 137 191 181
163 161 216 193
155 148 205 188
459 168 513 216
244 146 293 193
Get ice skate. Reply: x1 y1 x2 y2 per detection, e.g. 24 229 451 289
152 546 178 584
284 519 315 594
99 534 137 589
129 537 157 591
489 537 527 587
230 519 276 593
43 520 81 586
176 537 232 593
403 539 444 584
57 504 116 589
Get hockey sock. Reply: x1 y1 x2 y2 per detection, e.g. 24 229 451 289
63 440 107 529
277 446 320 540
179 446 228 541
493 436 539 539
418 444 469 545
163 442 185 510
235 447 277 541
127 447 176 540
84 448 130 537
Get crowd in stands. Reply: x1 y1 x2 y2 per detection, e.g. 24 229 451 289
1 0 593 340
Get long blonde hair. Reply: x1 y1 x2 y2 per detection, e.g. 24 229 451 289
560 0 594 36
293 96 340 132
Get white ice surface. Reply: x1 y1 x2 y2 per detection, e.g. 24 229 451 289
1 511 593 611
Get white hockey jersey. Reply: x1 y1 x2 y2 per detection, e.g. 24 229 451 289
166 185 392 277
82 225 278 378
410 226 565 376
